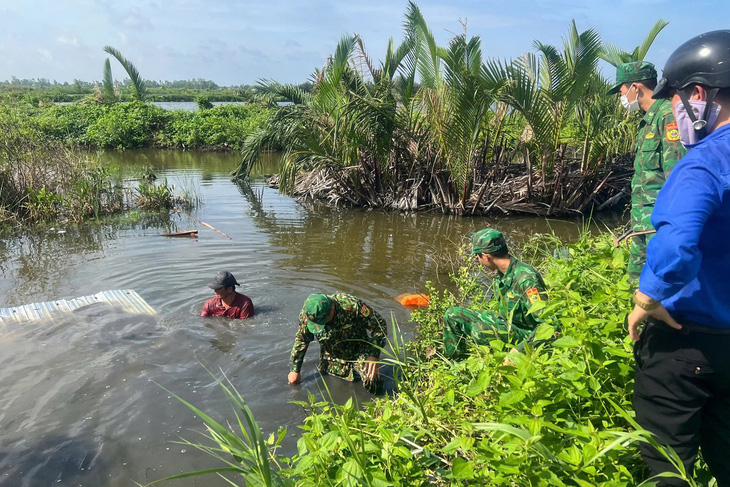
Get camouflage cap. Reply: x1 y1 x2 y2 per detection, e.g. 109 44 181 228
303 294 332 334
607 61 658 95
471 228 508 255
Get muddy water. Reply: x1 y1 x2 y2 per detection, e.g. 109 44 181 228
0 150 623 486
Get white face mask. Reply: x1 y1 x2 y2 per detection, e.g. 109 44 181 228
620 84 641 112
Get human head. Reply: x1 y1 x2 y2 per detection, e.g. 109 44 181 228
471 229 509 257
207 270 239 291
608 61 658 112
303 294 333 334
653 30 730 140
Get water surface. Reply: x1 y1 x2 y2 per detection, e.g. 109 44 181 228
0 149 623 486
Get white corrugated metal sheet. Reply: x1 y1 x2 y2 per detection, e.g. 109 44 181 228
0 289 156 323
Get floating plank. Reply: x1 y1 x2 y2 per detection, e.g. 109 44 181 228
0 289 156 324
160 230 198 237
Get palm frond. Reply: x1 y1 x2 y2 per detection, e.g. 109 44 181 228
634 19 669 61
101 58 116 104
103 45 147 101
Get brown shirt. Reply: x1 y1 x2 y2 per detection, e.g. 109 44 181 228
201 292 254 319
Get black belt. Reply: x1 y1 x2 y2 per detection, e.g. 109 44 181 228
647 317 730 335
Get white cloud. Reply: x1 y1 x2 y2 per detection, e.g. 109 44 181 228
37 48 52 62
55 35 79 46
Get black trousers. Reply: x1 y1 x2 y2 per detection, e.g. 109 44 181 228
634 320 730 486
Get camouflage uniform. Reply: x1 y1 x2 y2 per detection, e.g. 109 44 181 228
443 229 548 358
608 62 687 280
289 293 387 393
628 98 686 278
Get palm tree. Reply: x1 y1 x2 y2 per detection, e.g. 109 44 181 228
599 19 669 67
103 46 147 101
486 22 601 179
233 4 653 216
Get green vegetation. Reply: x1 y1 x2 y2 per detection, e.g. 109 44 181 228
233 3 666 215
0 77 311 104
2 100 271 151
156 232 714 486
0 104 194 224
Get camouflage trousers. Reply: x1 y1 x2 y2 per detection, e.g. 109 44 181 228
443 306 530 358
318 350 383 394
628 233 655 281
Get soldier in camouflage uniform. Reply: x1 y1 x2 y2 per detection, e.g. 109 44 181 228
287 293 387 393
443 229 548 358
607 61 687 280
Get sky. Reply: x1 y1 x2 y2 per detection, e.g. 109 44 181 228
0 0 729 87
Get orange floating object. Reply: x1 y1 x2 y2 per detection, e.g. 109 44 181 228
395 293 430 308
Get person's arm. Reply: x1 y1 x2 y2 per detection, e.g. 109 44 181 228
511 272 549 351
354 300 387 382
360 301 387 359
659 111 687 177
237 296 254 319
288 311 312 383
628 158 722 340
640 161 722 301
200 299 211 317
515 272 547 325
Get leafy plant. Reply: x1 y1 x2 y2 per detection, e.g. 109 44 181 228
157 232 715 486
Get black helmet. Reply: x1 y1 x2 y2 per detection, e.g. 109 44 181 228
653 30 730 99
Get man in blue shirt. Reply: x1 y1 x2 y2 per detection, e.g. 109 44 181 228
627 30 730 486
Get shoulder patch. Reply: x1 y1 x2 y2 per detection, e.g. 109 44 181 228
666 122 680 141
644 132 655 139
360 304 371 317
525 287 542 304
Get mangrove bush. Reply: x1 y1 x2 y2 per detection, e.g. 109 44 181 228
233 3 671 216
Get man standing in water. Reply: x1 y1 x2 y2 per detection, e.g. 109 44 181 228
442 229 548 358
608 61 686 280
627 30 730 486
201 270 254 319
287 293 387 394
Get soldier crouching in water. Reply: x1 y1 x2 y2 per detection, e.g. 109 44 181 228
287 293 387 394
443 229 548 358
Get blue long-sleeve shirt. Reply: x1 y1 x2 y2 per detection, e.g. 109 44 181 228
639 123 730 329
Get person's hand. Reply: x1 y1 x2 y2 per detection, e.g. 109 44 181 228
627 292 683 341
288 371 301 385
363 356 380 382
627 305 650 341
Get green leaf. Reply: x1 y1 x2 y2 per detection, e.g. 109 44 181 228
499 390 526 407
466 370 490 396
552 336 580 348
533 323 555 342
451 457 475 479
443 436 475 454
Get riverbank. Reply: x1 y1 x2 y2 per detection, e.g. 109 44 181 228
168 232 712 486
0 105 196 225
2 98 272 151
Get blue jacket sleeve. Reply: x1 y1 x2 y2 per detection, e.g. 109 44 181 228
639 159 723 301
